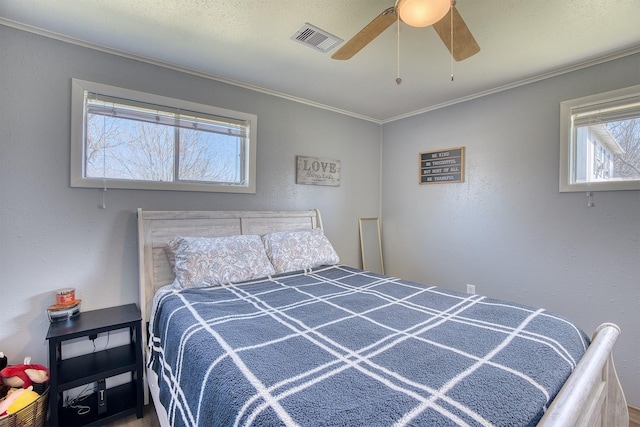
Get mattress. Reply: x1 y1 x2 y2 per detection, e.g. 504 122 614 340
148 265 589 427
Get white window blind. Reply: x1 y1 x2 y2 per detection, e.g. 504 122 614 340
571 95 640 127
86 93 249 138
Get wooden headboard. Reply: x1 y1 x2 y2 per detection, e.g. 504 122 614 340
137 208 322 324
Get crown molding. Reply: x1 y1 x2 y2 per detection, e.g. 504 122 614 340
0 18 382 124
2 18 638 126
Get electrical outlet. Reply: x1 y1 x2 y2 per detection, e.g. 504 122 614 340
466 284 476 295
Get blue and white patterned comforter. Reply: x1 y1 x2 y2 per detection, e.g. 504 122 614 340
149 265 589 427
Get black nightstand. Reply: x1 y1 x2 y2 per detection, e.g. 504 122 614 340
46 303 144 426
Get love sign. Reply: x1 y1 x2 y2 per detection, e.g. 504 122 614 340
296 155 341 186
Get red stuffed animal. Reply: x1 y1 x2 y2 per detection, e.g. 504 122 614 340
0 364 49 389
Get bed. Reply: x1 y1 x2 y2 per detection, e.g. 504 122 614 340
137 208 629 427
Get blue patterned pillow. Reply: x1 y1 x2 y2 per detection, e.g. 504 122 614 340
262 229 339 274
167 235 276 288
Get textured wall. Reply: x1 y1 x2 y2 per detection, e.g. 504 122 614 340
381 53 640 406
0 26 381 368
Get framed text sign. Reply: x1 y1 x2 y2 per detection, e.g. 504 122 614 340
419 147 465 184
296 155 341 186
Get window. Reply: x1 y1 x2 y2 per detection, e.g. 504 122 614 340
71 79 257 193
560 85 640 192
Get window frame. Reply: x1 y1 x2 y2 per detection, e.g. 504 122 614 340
559 85 640 192
70 79 257 193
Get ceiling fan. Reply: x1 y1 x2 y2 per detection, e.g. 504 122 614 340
331 0 480 61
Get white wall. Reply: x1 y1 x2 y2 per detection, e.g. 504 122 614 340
381 53 640 406
0 26 381 369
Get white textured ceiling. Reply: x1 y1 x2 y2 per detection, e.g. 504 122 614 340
1 0 639 122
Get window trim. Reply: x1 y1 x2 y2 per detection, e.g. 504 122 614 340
70 78 257 193
559 85 640 192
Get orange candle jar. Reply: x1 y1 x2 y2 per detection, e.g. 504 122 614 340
54 288 76 305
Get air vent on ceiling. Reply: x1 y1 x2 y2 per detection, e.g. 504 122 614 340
290 23 343 53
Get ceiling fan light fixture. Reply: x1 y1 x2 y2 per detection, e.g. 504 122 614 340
396 0 451 27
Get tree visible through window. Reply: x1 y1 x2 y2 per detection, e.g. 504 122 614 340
607 119 640 179
574 119 640 184
71 79 257 193
560 86 640 192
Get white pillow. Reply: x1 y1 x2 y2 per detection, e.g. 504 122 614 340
262 229 339 274
167 235 276 288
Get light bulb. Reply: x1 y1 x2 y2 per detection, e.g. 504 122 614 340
396 0 450 27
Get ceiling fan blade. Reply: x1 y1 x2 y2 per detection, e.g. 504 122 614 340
331 7 397 60
432 6 480 61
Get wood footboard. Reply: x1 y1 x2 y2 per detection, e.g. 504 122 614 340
538 323 629 427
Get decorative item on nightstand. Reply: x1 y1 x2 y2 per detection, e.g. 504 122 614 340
54 288 76 306
47 287 81 322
